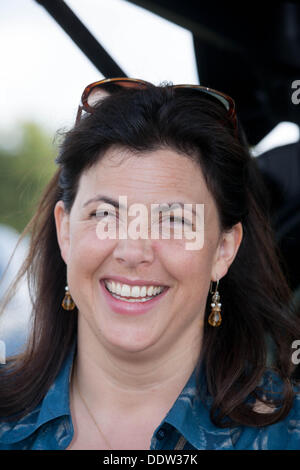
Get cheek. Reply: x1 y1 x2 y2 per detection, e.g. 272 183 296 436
68 223 116 274
153 239 213 283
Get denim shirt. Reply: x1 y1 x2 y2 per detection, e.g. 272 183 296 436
0 344 300 450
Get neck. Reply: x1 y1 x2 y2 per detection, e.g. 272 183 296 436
74 315 202 415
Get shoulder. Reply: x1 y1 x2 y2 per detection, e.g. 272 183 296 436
0 344 76 450
0 362 39 449
233 377 300 450
0 406 41 450
0 410 72 450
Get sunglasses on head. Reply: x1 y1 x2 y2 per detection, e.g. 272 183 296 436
75 77 237 135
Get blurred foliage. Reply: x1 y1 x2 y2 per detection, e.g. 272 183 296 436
0 122 57 233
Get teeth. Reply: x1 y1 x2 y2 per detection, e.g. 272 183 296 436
116 282 122 295
131 286 141 297
104 280 165 299
147 286 153 296
141 286 147 297
121 284 130 297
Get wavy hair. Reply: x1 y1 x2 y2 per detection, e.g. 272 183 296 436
1 83 299 427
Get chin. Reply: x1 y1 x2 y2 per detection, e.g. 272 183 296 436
100 326 158 354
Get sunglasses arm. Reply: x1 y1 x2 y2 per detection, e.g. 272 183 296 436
75 105 83 126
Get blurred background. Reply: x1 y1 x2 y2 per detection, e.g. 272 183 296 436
1 0 300 359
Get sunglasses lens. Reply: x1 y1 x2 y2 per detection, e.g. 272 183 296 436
202 90 230 112
87 87 111 107
86 80 148 108
173 86 232 114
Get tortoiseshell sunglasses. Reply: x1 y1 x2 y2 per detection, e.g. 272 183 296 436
75 77 237 134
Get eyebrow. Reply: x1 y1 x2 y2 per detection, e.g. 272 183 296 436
83 195 125 209
151 202 198 217
83 195 199 215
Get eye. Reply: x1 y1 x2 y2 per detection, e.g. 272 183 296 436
91 209 115 219
161 215 192 226
172 216 191 225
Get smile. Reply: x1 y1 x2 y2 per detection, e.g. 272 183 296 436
104 280 166 303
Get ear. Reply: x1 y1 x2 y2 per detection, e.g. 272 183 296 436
54 200 70 265
211 222 243 281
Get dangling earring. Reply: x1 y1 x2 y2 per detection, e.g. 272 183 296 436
62 285 76 311
208 279 222 327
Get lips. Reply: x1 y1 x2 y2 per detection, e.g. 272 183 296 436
100 279 169 316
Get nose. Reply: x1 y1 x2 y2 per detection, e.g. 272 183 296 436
113 237 155 268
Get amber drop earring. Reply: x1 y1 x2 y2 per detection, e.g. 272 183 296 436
208 279 222 327
62 285 76 311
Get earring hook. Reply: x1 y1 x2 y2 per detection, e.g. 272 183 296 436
210 278 219 294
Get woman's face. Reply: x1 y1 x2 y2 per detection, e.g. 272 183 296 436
55 147 242 356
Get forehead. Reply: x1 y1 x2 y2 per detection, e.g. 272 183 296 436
76 146 211 203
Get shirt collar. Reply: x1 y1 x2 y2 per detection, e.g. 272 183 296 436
0 342 75 445
162 366 235 450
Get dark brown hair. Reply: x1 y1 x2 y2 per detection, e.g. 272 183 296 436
1 84 299 427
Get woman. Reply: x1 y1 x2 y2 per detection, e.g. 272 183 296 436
0 78 300 450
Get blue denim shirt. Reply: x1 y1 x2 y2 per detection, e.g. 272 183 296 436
1 344 300 450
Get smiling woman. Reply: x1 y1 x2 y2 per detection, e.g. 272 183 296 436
0 79 300 450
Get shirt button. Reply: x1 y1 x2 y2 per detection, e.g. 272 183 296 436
156 428 166 440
